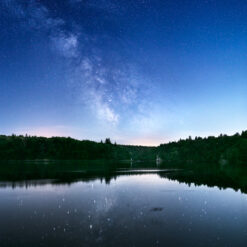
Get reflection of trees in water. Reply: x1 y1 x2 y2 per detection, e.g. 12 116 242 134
160 165 247 194
0 162 247 194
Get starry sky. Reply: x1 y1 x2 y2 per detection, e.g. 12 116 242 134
1 0 247 146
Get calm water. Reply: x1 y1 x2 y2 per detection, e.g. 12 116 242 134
0 162 247 246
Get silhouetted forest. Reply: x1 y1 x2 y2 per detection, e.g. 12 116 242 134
158 130 247 166
0 135 156 160
0 131 247 166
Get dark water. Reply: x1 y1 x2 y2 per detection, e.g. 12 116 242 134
0 161 247 246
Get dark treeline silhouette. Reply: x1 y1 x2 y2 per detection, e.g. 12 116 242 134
158 130 247 166
0 135 156 161
0 130 247 165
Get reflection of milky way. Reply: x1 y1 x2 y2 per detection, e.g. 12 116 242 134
1 174 247 246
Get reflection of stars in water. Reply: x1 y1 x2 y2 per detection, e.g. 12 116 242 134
17 198 23 207
15 188 154 243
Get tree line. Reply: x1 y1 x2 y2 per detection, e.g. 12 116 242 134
0 130 246 166
158 130 247 166
0 135 156 161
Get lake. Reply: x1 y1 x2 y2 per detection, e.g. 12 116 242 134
0 161 247 246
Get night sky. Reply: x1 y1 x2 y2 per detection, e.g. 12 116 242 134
1 0 247 145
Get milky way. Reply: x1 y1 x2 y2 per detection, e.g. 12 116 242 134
1 0 247 145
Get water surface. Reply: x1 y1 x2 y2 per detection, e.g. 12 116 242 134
0 162 247 246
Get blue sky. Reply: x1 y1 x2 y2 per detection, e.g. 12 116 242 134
0 0 247 145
